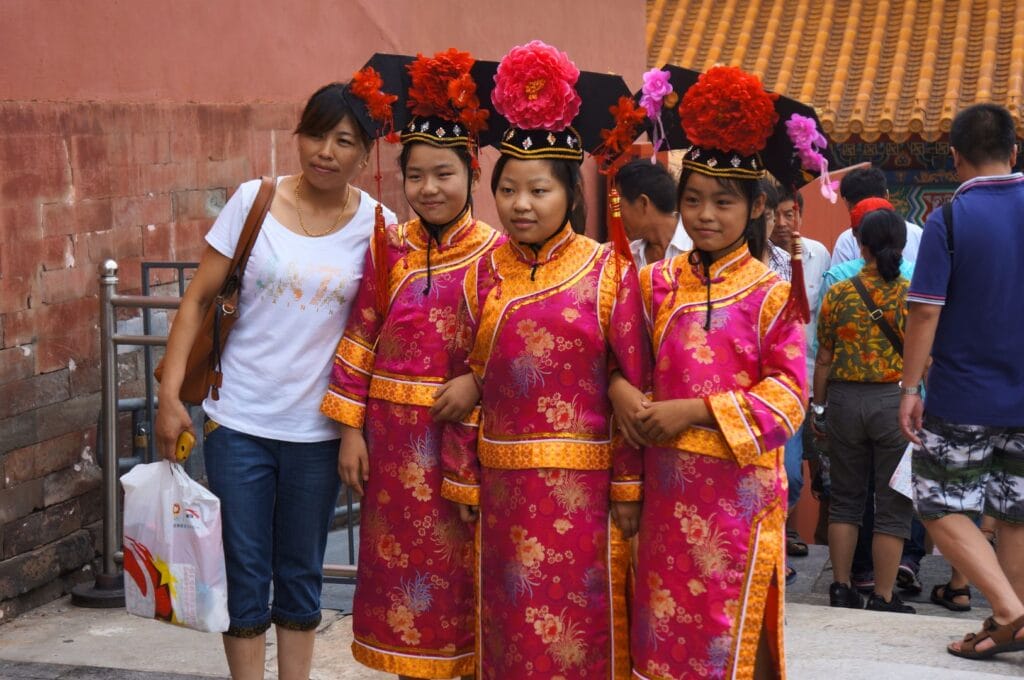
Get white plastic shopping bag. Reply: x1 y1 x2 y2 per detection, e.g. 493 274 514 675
889 443 915 500
121 461 229 632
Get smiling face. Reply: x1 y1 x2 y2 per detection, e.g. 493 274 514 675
402 143 474 226
679 172 764 261
493 159 572 244
296 115 369 192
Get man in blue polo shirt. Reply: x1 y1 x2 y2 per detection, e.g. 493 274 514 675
900 103 1024 659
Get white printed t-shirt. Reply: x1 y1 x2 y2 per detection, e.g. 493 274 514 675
203 177 396 442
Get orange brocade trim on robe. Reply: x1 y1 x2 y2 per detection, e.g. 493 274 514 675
632 241 805 680
638 244 806 468
321 213 502 680
351 638 475 678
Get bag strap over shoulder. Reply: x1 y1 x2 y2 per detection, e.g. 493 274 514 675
942 200 954 256
219 176 276 299
209 177 276 399
850 274 904 356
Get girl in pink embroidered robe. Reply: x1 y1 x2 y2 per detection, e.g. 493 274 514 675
631 242 807 680
322 211 501 678
441 226 650 679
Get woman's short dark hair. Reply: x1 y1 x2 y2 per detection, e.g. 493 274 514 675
678 168 766 260
617 159 677 214
858 209 906 282
491 155 586 234
294 82 370 148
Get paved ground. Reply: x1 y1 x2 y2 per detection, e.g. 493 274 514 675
0 536 1021 679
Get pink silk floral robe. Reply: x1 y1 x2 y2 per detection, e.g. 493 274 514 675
441 226 651 680
632 243 806 680
321 211 502 678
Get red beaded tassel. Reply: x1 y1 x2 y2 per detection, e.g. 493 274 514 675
372 141 390 315
784 200 811 324
607 184 634 280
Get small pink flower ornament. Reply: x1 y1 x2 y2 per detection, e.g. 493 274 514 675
786 113 837 203
640 68 673 160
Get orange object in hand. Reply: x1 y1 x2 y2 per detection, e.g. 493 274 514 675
175 431 196 462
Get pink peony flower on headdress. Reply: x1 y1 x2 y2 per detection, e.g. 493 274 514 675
491 40 582 131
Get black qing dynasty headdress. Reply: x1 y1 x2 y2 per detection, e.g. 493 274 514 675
486 40 638 263
649 64 838 324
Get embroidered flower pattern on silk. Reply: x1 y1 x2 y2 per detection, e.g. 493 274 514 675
524 606 588 672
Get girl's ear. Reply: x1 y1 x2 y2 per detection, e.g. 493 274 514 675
471 166 481 189
750 193 767 220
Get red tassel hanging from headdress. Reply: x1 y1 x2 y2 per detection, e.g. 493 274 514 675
783 199 811 324
592 96 646 278
607 183 634 280
372 143 390 315
350 65 399 315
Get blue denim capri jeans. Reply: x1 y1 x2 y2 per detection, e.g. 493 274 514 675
204 421 340 637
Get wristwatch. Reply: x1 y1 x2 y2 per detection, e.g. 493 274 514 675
810 402 826 416
898 380 922 396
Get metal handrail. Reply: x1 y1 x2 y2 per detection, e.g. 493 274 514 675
73 260 358 607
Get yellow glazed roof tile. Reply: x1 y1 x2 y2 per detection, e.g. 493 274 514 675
646 0 1024 142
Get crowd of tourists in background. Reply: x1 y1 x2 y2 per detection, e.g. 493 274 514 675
153 38 1024 680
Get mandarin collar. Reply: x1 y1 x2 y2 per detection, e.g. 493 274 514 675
695 239 752 280
410 208 476 249
509 223 576 266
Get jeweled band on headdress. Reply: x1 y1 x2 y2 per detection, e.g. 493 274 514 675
498 126 583 162
401 116 472 149
680 146 765 180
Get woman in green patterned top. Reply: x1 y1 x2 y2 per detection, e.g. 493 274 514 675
812 209 916 615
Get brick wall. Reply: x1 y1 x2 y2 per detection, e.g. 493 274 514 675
0 99 399 620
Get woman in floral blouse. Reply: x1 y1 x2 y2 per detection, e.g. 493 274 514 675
812 208 915 615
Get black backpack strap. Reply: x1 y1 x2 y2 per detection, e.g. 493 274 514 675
850 275 904 356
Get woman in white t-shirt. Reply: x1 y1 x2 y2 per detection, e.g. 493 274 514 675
155 83 396 680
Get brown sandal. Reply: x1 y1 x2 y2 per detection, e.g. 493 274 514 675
947 614 1024 659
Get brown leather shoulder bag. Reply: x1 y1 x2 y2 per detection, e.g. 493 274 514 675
155 176 276 404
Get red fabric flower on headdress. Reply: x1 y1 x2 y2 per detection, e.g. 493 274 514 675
594 96 647 174
407 48 489 136
680 66 778 156
350 66 399 139
849 197 894 229
492 40 582 131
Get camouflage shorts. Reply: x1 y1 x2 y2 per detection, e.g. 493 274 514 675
911 413 1024 523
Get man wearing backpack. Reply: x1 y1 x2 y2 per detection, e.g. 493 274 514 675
900 103 1024 660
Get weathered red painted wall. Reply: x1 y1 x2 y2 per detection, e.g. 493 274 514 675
0 1 645 102
0 1 645 620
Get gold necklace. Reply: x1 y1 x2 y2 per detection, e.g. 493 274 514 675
294 174 351 237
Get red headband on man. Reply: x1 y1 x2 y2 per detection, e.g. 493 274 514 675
849 197 894 229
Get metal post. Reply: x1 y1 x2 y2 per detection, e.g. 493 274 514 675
71 260 125 607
